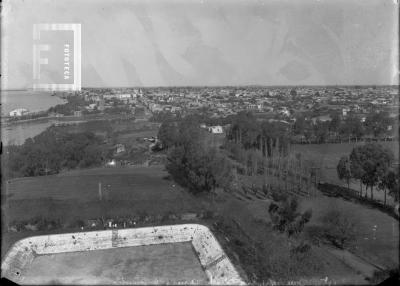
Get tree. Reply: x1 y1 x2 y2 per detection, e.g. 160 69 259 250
314 120 330 143
340 114 363 141
157 121 178 149
227 111 259 149
349 143 394 200
150 111 175 122
293 116 306 135
48 96 86 116
349 148 366 196
211 150 235 192
268 196 312 237
380 169 399 204
364 111 391 138
165 117 233 195
321 209 357 249
329 112 342 135
5 128 108 178
166 144 232 194
337 156 352 190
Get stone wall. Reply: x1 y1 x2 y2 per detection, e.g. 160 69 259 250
1 224 245 285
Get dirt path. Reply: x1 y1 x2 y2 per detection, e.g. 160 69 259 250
325 246 381 279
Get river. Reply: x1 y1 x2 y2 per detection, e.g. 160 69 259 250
2 120 54 145
1 90 66 115
1 90 66 145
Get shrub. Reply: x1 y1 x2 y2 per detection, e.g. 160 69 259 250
214 217 323 283
202 210 217 219
270 188 288 202
290 240 311 258
368 267 399 284
268 196 312 237
262 184 269 196
321 209 357 249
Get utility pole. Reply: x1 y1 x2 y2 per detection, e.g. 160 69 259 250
99 182 102 201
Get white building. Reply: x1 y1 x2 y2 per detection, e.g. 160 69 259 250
9 108 29 117
342 107 351 117
117 94 132 100
103 93 132 100
208 126 224 134
115 144 126 154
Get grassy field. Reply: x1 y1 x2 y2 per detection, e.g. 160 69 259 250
223 169 398 281
1 166 206 258
292 141 398 172
3 166 202 221
23 242 207 285
300 196 399 268
2 164 398 284
211 191 369 284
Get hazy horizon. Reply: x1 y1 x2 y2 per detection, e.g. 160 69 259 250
3 83 400 90
2 0 399 89
5 83 398 90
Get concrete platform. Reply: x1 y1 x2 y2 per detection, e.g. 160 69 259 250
22 242 207 285
1 224 245 285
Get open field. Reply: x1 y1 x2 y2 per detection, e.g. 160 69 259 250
300 196 399 268
292 141 398 174
23 243 207 285
1 166 203 259
211 192 369 284
219 171 399 284
3 166 202 223
2 165 398 284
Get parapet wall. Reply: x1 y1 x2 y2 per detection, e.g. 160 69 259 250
1 224 245 285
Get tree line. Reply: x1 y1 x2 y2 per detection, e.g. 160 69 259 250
336 143 398 205
294 111 396 143
48 96 87 115
226 111 291 157
5 127 111 178
158 116 234 194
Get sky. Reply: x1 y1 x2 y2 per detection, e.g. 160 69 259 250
1 0 398 88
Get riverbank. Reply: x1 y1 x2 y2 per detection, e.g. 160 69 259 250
1 113 138 146
1 90 66 116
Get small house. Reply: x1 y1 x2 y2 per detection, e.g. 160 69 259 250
9 108 29 117
208 126 224 134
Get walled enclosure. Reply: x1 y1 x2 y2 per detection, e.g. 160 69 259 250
1 224 246 285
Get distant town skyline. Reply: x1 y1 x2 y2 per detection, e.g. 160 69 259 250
2 0 399 89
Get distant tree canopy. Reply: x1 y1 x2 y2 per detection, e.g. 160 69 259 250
329 112 342 133
162 116 234 194
150 111 177 123
338 143 396 203
292 110 394 143
293 116 309 135
381 168 399 202
104 105 131 115
364 111 393 138
158 121 179 149
226 111 290 157
48 96 86 116
6 127 110 178
337 156 352 190
313 120 330 143
339 114 364 139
